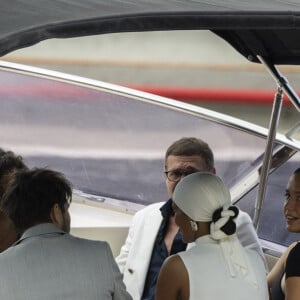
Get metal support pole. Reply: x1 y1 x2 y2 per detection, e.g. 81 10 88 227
253 87 283 229
257 55 300 112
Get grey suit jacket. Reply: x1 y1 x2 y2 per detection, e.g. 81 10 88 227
0 223 132 300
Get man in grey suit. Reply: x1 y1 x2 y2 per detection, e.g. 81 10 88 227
0 168 132 300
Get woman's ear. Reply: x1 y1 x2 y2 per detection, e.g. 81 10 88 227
50 203 63 227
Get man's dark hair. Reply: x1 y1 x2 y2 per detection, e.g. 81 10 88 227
0 148 6 157
0 149 28 200
1 168 72 232
165 137 214 170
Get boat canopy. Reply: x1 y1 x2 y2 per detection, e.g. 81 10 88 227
2 0 300 64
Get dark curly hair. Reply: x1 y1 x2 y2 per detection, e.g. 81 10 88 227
0 149 28 200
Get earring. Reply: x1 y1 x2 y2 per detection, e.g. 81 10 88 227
190 220 198 232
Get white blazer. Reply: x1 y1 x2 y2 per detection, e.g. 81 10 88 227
116 202 265 300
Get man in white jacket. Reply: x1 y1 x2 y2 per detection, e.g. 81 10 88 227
116 137 265 300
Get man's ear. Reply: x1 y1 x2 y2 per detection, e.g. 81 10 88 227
50 203 63 226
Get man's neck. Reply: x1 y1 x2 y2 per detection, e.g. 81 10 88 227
164 215 179 255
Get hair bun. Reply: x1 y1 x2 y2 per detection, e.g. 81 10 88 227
212 205 239 236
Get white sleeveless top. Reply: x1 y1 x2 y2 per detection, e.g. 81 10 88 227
178 235 268 300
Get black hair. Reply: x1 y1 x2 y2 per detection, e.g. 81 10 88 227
1 168 72 232
212 206 239 235
0 150 28 200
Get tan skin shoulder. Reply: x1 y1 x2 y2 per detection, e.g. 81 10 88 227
268 242 298 294
156 254 189 300
286 276 300 300
284 242 300 300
